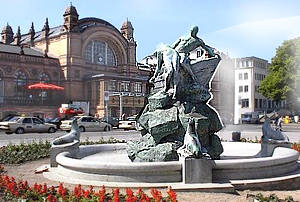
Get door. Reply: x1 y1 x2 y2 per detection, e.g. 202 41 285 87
32 118 45 132
93 117 103 131
21 118 34 132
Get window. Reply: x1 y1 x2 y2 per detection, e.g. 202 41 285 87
244 73 248 80
74 70 80 78
247 60 252 67
33 118 43 124
238 73 242 80
22 118 32 124
244 85 248 92
84 40 117 66
109 80 117 91
15 70 27 96
255 99 258 108
196 50 202 58
120 82 130 92
135 82 142 93
241 99 249 108
81 117 88 122
39 72 51 83
243 61 246 67
255 85 259 92
239 86 243 92
259 99 262 108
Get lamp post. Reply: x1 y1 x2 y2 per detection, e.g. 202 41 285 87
119 93 122 120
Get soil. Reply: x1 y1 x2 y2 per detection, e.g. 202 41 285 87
2 158 300 201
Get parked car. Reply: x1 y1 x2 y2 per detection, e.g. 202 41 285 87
100 117 119 128
0 116 57 134
45 117 65 129
118 115 137 130
241 112 261 124
60 116 111 132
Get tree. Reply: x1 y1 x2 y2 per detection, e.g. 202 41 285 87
259 37 300 110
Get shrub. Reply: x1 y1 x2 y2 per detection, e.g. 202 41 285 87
0 138 126 164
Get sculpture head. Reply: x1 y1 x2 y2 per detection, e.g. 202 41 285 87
190 26 199 37
71 119 80 132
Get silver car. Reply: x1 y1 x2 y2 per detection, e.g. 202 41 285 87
0 116 57 134
60 116 112 132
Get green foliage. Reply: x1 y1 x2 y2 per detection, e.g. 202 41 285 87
259 37 300 109
0 138 126 164
0 141 51 164
254 193 294 202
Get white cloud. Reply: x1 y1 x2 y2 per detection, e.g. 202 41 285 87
206 16 300 60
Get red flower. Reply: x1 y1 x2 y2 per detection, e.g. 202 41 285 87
42 183 48 194
47 194 53 201
151 188 162 202
83 190 91 198
14 190 19 197
58 183 63 195
126 188 135 202
61 188 67 197
167 187 177 202
98 185 106 202
114 188 120 202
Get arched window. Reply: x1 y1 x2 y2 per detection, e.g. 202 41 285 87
39 72 51 83
84 40 117 66
14 70 27 96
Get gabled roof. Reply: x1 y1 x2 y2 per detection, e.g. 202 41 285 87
0 43 44 57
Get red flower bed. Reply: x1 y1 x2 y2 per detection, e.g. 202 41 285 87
0 169 177 201
292 143 300 153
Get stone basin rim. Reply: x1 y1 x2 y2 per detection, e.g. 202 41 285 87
55 142 299 171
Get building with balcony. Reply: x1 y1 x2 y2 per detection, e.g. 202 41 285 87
0 4 150 119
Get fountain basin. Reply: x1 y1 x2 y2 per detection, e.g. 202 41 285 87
44 142 299 188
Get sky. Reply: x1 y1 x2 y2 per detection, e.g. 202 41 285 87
0 0 300 62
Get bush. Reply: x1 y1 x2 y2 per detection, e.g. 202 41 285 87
0 138 126 164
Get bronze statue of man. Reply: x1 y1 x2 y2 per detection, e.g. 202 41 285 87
152 26 215 99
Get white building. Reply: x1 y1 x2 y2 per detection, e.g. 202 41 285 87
234 56 285 124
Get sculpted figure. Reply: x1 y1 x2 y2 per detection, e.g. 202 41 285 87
177 117 203 158
149 26 215 99
52 119 80 145
262 117 289 143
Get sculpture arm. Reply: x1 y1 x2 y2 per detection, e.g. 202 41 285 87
202 43 215 57
172 38 182 49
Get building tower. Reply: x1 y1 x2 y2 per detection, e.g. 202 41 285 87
14 26 21 46
63 3 79 32
121 19 134 41
121 19 136 65
1 23 14 44
28 22 35 47
42 18 50 56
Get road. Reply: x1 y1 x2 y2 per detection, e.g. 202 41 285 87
0 124 299 146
